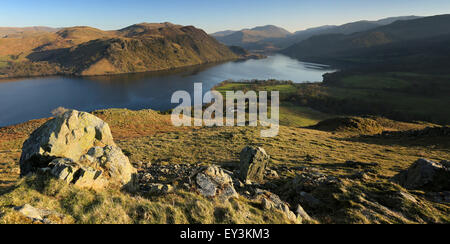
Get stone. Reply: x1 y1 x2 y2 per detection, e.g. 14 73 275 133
257 191 298 223
147 183 174 195
72 167 106 190
19 109 138 191
239 146 270 183
296 204 312 223
195 166 238 201
14 204 60 224
20 110 115 175
392 158 450 191
49 158 80 183
261 198 273 210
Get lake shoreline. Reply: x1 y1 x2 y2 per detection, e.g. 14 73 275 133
0 55 335 127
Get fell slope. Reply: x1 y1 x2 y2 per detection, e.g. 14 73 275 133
282 14 450 64
0 23 238 78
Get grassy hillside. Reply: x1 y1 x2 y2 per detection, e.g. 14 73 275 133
0 23 238 78
0 106 448 224
282 14 450 64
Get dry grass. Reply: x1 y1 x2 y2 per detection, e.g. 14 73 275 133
0 108 448 223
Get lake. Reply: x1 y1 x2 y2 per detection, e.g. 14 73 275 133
0 54 335 127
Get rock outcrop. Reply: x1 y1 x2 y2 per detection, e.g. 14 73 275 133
239 146 270 184
195 166 238 201
392 158 450 191
19 109 137 191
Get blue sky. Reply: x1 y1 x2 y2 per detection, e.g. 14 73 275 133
1 0 449 33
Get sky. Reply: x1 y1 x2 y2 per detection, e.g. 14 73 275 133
1 0 449 33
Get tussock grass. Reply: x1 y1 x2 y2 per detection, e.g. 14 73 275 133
0 174 291 224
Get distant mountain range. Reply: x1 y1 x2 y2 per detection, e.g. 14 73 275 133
212 16 421 52
212 25 292 52
0 23 238 78
0 26 60 37
281 14 450 73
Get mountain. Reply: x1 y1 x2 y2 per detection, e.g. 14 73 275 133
0 23 238 78
282 14 450 65
211 30 237 37
373 16 421 25
0 26 59 37
213 16 422 52
213 25 292 52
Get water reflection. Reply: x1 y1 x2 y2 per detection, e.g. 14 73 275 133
0 54 335 126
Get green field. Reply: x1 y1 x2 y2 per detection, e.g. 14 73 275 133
215 81 329 127
215 73 450 125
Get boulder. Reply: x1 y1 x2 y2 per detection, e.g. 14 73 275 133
392 158 450 191
19 109 137 191
239 146 270 183
20 110 115 176
195 166 238 201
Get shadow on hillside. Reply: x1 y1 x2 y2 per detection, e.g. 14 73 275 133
27 48 69 63
336 134 450 149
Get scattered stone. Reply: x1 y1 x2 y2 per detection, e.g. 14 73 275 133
195 166 238 201
239 146 270 184
14 204 60 224
18 109 138 191
349 171 371 181
392 158 450 191
146 183 174 195
255 189 298 223
291 171 340 192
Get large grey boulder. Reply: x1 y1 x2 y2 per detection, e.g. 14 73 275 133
392 158 450 191
195 165 238 201
239 146 270 184
19 109 137 191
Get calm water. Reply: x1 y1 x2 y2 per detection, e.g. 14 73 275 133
0 54 335 127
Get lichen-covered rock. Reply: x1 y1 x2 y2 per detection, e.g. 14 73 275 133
239 146 270 184
19 109 137 191
20 110 115 176
255 189 299 223
195 166 238 201
392 158 450 191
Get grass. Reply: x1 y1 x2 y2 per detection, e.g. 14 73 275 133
0 108 449 224
0 175 292 224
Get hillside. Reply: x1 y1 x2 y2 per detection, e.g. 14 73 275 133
0 26 59 37
0 103 448 224
213 25 292 52
282 14 450 66
0 23 238 78
212 16 421 52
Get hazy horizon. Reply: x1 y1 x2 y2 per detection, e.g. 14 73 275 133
0 0 449 33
